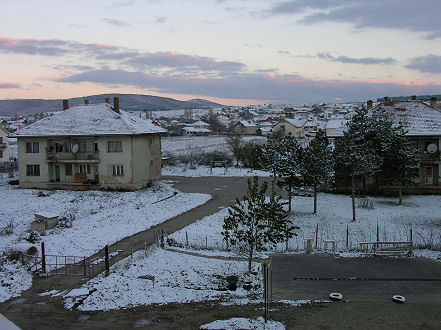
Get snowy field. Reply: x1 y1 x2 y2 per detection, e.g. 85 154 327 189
61 247 262 311
161 135 265 155
170 193 441 256
0 177 211 303
162 165 271 177
200 317 285 330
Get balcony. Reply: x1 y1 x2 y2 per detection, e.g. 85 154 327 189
0 143 7 150
46 151 100 163
418 151 440 163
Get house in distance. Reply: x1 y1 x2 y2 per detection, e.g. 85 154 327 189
12 97 166 190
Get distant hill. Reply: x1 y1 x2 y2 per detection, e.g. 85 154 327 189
0 93 224 116
376 94 441 102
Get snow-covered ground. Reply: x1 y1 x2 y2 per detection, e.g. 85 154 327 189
200 317 285 330
169 193 441 256
162 135 265 155
0 177 211 303
62 247 262 311
162 165 271 177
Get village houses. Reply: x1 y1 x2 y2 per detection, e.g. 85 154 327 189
12 98 166 190
0 126 10 163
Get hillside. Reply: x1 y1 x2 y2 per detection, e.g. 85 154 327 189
0 94 224 116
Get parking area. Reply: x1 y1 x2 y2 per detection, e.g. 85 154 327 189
271 254 441 302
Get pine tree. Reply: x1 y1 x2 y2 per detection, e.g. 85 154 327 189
334 107 382 222
302 129 334 214
379 119 420 204
277 135 302 212
222 177 296 272
261 132 283 191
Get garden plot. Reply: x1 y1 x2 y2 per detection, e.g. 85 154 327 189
62 247 262 311
0 178 211 303
169 193 441 256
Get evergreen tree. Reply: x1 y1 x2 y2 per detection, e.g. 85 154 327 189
222 177 296 272
334 107 382 222
261 132 283 191
302 129 334 214
277 135 303 212
379 121 420 205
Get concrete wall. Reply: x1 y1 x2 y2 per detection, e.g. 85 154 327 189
0 128 9 162
272 121 305 138
17 134 162 190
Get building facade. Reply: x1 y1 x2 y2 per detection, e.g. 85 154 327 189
13 98 166 190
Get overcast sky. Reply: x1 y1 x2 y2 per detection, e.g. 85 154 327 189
1 0 440 105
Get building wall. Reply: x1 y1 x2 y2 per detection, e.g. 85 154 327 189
0 128 9 163
272 121 305 137
17 134 162 190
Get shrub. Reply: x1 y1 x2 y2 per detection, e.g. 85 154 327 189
0 220 14 235
357 197 374 209
58 212 76 228
25 231 40 244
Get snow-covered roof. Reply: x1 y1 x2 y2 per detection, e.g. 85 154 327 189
12 103 167 137
189 120 209 127
328 101 441 137
182 127 211 133
326 119 348 130
282 118 307 127
236 121 257 127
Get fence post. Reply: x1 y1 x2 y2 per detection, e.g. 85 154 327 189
315 224 318 250
285 225 289 252
144 242 147 255
186 231 189 247
205 237 208 249
105 245 110 277
131 244 133 259
376 221 379 242
41 242 46 274
346 225 349 250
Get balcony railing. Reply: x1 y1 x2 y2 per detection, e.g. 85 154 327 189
418 151 440 162
47 151 100 162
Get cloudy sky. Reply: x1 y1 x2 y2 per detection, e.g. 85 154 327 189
1 0 441 105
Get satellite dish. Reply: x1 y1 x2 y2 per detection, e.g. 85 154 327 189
427 143 438 154
72 144 79 153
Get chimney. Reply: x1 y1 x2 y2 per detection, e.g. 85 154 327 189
113 97 120 113
384 96 389 102
411 95 416 100
63 99 69 111
367 100 373 110
84 99 89 105
430 97 437 108
105 98 110 104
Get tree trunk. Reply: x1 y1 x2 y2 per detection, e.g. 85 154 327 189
398 186 403 205
288 181 292 212
272 169 277 193
351 173 356 222
313 188 317 214
248 244 254 273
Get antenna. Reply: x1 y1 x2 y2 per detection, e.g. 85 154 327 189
72 144 79 153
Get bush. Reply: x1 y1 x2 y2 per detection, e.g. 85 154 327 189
241 142 264 169
0 220 14 235
25 231 40 244
58 212 76 228
357 197 374 209
199 150 233 166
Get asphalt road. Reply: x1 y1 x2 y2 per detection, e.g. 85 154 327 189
271 253 441 302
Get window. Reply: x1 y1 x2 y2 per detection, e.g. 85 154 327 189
94 143 99 152
65 142 72 153
26 165 40 176
107 141 122 152
65 163 72 176
79 164 91 174
0 137 2 143
25 142 39 153
0 151 3 158
112 165 124 176
79 141 87 153
55 142 63 152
